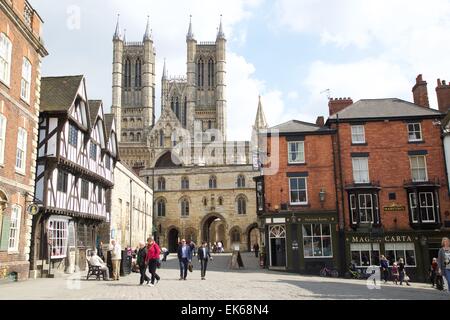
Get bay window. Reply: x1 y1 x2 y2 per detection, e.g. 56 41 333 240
407 189 439 226
349 192 380 226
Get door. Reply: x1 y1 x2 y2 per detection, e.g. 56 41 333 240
168 229 179 253
269 225 287 267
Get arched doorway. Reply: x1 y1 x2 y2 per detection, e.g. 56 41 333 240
201 213 227 248
168 228 179 253
247 223 260 252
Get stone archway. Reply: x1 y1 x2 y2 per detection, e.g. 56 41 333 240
167 227 180 253
246 223 260 252
200 213 227 248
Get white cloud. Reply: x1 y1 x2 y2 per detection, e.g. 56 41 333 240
275 0 450 110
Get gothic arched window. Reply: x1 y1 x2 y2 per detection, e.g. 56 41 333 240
175 97 180 120
237 196 246 215
218 197 224 206
156 198 166 217
231 229 241 242
157 177 166 191
209 176 217 189
237 175 245 188
181 177 189 190
124 58 131 88
136 132 141 142
159 129 164 147
208 58 215 88
183 97 187 127
181 198 189 217
197 58 204 88
135 58 142 87
171 97 175 113
129 132 135 141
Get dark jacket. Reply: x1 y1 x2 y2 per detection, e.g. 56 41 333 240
198 247 211 261
438 247 450 272
177 244 193 261
137 247 147 266
380 259 389 269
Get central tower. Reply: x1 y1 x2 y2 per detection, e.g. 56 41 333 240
162 16 227 142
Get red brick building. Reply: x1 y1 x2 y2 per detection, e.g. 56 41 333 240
0 0 47 281
327 76 450 281
255 120 340 274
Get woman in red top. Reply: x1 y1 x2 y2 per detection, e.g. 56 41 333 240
145 236 161 287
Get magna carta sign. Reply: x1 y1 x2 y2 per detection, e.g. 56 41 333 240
383 203 406 212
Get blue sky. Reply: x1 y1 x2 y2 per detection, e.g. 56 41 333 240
31 0 450 140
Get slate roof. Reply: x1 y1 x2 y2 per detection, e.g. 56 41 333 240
268 120 322 133
328 98 443 120
40 75 84 112
104 114 114 139
88 100 102 127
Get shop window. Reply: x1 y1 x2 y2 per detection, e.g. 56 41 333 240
302 224 332 258
385 243 416 267
350 243 380 267
48 219 68 259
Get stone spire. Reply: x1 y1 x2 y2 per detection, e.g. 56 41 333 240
186 15 194 40
217 15 225 40
143 15 152 41
162 58 167 80
113 14 121 40
123 28 127 43
254 96 268 130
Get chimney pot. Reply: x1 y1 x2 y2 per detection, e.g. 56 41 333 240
436 78 450 113
328 97 353 116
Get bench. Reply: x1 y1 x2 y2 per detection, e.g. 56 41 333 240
86 261 105 281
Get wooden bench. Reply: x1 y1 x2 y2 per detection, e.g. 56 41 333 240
86 260 105 281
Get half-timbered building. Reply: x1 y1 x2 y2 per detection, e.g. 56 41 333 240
30 76 118 275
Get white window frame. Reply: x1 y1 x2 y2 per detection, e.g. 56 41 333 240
288 141 305 164
419 192 436 223
289 177 308 205
0 113 6 165
359 194 375 223
410 155 428 182
20 57 32 103
351 125 366 144
0 33 12 86
8 205 22 252
385 243 416 267
409 193 419 223
302 224 333 258
48 218 69 259
15 127 27 174
352 157 370 184
407 123 422 142
350 243 380 267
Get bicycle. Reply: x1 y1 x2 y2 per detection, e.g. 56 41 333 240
319 265 339 278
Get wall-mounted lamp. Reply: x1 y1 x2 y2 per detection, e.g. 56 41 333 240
319 189 326 203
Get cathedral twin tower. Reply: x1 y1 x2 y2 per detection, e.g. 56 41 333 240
112 15 228 155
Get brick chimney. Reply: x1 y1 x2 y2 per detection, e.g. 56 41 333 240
316 116 325 127
412 74 430 108
436 79 450 113
328 98 353 116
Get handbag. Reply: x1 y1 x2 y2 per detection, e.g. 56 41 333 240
188 262 193 273
404 274 410 282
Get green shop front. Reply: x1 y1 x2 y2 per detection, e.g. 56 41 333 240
345 230 450 282
262 211 340 275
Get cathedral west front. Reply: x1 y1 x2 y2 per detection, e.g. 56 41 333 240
111 16 267 252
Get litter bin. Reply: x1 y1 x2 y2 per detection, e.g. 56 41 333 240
259 252 266 268
120 250 132 276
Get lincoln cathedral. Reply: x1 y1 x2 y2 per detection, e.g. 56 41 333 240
111 16 268 252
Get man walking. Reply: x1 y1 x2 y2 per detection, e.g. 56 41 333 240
145 237 161 287
198 241 213 280
137 241 149 285
177 239 192 280
109 239 122 281
253 243 260 258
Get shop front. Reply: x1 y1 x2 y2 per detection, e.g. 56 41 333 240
263 212 340 275
345 230 450 282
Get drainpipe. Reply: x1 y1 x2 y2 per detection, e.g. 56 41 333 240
336 114 347 276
